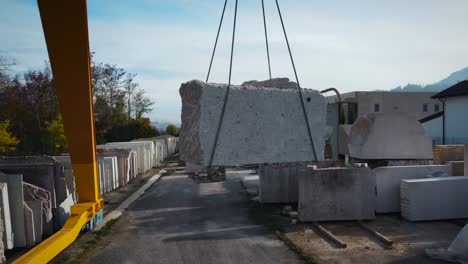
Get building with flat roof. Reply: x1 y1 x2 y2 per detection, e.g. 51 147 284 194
328 91 440 124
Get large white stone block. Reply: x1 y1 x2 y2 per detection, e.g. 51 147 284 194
0 173 26 247
374 165 450 213
401 176 468 221
298 166 375 221
348 113 433 160
0 183 13 250
179 79 328 166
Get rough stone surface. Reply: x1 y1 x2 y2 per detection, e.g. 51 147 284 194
298 166 375 221
179 79 328 166
23 202 35 247
0 183 13 250
374 165 450 213
0 208 4 264
401 176 468 221
23 182 53 235
348 113 433 160
0 173 26 247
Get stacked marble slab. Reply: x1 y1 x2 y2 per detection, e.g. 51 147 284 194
374 165 450 213
0 172 53 249
99 142 154 174
298 166 375 221
401 176 468 221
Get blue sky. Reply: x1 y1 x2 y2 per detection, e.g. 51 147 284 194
2 0 468 123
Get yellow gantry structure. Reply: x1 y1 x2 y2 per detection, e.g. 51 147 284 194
14 0 104 263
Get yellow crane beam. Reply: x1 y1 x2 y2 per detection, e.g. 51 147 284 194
14 0 103 262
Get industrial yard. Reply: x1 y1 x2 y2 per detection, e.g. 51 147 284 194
2 0 468 263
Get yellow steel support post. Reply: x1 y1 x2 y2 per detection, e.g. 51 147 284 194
14 0 103 263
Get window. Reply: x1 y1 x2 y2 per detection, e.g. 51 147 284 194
435 104 440 112
374 103 380 112
423 103 428 112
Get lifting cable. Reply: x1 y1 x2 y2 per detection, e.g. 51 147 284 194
274 0 318 161
206 0 318 169
261 0 272 80
208 0 239 168
206 0 228 83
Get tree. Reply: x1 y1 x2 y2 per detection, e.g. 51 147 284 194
165 124 179 137
133 89 154 119
124 73 138 118
0 120 19 154
43 114 68 155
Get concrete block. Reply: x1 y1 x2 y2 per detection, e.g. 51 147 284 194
0 173 26 247
374 165 450 213
23 182 53 235
57 194 74 228
348 113 433 160
25 200 42 244
259 163 301 203
401 176 468 221
179 79 328 166
23 202 35 247
0 183 13 250
298 166 375 221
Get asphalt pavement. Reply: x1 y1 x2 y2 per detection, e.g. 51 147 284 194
85 171 301 264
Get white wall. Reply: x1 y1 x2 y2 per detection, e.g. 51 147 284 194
446 95 468 143
422 115 443 139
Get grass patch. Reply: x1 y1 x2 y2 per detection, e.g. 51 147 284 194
242 182 316 264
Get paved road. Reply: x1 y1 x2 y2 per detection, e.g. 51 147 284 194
86 171 301 264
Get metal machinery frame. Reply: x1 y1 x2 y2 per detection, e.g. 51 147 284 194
14 0 104 263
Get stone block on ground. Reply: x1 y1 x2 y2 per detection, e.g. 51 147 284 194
0 183 13 250
23 182 53 235
25 200 42 244
374 165 450 213
23 202 35 247
348 113 433 160
401 176 468 221
259 163 302 203
0 173 26 247
179 79 328 166
298 166 375 221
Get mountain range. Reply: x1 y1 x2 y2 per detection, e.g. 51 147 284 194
391 67 468 92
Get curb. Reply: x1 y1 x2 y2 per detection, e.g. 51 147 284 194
93 169 166 231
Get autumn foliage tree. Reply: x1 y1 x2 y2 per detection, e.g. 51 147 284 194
0 54 159 155
0 120 19 154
